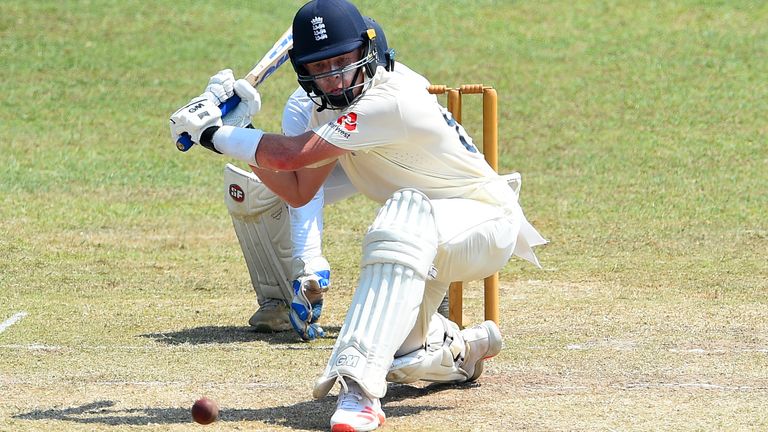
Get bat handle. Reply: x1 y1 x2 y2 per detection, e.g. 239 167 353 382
175 94 243 152
176 134 194 152
219 94 241 117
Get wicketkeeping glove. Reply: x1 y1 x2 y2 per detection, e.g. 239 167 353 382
289 259 331 341
289 308 326 342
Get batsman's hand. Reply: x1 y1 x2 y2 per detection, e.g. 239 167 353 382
201 69 235 105
222 79 262 128
200 69 262 128
169 96 222 145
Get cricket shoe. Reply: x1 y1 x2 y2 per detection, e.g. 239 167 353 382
459 320 503 382
248 298 291 332
330 379 385 432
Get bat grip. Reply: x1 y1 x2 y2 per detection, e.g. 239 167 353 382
219 94 242 117
175 94 243 152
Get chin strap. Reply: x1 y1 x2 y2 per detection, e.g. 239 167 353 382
315 98 329 113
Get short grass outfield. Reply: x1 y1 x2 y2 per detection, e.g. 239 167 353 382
1 1 766 430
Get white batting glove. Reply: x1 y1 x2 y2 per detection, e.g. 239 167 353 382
201 69 235 105
222 79 262 128
169 96 223 145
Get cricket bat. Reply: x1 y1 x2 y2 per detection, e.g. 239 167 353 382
176 26 294 151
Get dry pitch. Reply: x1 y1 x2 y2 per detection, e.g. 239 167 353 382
2 275 767 431
2 0 767 430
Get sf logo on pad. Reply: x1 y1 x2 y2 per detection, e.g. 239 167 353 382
229 184 245 202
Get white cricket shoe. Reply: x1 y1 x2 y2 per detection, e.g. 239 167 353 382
460 320 503 382
248 298 291 332
330 379 385 432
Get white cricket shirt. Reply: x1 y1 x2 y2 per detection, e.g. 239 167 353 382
311 66 514 209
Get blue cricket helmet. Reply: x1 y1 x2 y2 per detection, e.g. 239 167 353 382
290 0 373 67
365 16 395 71
289 0 381 110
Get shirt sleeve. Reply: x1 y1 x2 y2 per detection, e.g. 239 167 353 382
282 87 313 137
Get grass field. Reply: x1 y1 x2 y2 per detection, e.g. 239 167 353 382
2 0 767 430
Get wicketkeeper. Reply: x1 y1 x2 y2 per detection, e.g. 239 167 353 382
170 0 546 430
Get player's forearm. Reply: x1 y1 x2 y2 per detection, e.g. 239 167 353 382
256 131 348 171
249 167 303 206
209 126 344 174
205 126 262 165
250 162 335 207
204 126 301 169
254 133 301 171
254 132 322 171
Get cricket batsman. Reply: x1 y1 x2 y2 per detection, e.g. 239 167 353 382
169 0 546 430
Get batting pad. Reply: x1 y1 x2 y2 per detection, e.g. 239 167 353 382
224 163 293 305
313 189 438 399
386 313 467 384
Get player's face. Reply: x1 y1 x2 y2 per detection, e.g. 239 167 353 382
305 48 364 96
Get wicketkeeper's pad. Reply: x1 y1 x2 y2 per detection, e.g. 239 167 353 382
224 163 293 305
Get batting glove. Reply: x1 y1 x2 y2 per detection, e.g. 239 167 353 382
221 79 262 128
201 69 235 105
169 96 222 146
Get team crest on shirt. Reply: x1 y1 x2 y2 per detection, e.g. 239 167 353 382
326 112 359 139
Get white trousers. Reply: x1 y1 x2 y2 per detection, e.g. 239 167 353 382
396 197 524 355
289 165 357 259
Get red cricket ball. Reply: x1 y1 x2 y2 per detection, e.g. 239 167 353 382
191 397 219 425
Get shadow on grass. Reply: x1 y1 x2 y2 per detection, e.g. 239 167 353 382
13 384 461 430
140 325 342 345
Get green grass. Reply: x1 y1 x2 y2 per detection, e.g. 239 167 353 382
1 0 767 430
